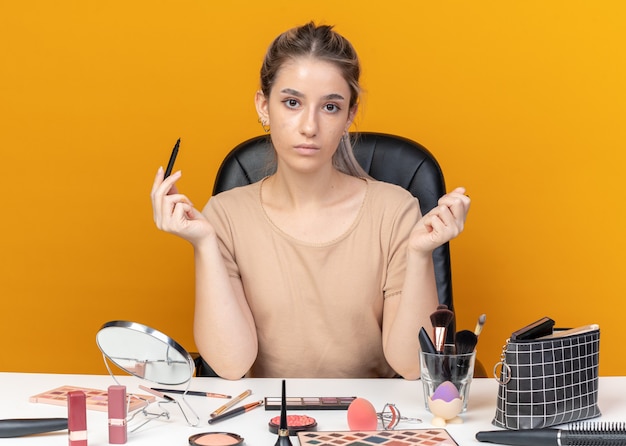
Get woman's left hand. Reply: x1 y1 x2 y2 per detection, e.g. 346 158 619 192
409 187 471 254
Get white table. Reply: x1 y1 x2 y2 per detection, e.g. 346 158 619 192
1 373 624 445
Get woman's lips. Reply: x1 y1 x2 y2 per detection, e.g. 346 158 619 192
294 144 320 154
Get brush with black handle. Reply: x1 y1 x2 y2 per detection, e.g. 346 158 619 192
0 418 68 438
453 329 477 377
476 422 626 446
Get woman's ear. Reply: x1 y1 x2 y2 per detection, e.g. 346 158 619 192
346 104 358 132
255 90 270 125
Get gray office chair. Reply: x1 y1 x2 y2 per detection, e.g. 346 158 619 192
195 132 455 377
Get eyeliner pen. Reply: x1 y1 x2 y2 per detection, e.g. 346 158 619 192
208 400 264 424
164 138 180 179
210 389 252 418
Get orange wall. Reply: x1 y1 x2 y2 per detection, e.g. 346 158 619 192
1 1 624 376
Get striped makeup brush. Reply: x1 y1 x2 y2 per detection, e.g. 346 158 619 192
474 314 487 337
430 307 454 353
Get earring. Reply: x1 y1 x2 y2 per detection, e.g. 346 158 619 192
258 117 270 133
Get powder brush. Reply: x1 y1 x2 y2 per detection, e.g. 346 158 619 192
430 307 454 352
454 329 478 355
454 329 478 378
476 422 626 446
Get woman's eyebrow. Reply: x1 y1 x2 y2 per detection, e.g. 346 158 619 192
279 88 345 102
280 88 304 97
322 93 346 101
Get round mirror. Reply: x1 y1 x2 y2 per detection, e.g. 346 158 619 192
96 320 193 386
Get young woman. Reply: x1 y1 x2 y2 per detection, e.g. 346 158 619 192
151 22 470 380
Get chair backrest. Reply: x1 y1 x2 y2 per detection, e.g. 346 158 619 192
213 132 454 314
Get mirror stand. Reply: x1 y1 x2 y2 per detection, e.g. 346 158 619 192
96 321 200 430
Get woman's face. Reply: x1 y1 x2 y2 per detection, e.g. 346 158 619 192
256 56 356 174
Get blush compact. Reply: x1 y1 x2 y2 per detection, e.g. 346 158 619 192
268 414 317 436
188 432 244 446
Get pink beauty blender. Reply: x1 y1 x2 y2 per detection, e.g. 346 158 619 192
431 381 460 402
347 397 378 431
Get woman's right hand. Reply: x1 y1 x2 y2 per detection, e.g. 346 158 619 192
150 167 214 244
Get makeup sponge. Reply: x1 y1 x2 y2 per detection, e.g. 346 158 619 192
431 381 460 402
347 397 378 431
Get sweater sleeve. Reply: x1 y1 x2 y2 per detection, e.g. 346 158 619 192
202 194 241 279
382 192 421 299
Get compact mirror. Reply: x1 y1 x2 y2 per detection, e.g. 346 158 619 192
96 320 193 385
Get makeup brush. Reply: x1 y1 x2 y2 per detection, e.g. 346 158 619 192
430 307 454 353
0 418 68 438
454 329 478 377
418 326 438 354
454 330 478 355
476 422 626 445
274 379 293 446
474 313 486 337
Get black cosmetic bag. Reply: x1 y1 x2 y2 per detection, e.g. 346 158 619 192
492 328 601 429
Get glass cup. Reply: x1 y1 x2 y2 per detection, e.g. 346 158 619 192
419 348 476 412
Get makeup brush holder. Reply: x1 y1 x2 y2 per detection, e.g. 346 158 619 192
420 348 476 414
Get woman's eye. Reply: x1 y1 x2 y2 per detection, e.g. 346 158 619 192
324 103 340 113
284 99 299 109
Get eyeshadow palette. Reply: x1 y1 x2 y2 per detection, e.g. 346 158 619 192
297 429 458 445
29 385 155 412
264 396 356 411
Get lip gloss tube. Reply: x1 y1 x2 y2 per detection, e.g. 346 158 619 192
108 385 127 444
68 390 87 446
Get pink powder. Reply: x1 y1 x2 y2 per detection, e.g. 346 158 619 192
190 432 242 446
270 414 316 427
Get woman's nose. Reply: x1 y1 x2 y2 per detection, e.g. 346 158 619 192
299 107 318 137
